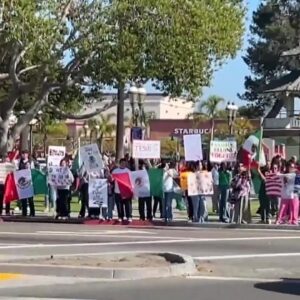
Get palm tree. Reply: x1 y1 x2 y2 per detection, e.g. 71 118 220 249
198 95 224 140
88 113 116 152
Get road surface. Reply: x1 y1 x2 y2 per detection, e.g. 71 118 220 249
0 222 299 299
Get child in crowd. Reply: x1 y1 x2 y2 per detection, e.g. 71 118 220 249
277 162 299 225
230 165 251 224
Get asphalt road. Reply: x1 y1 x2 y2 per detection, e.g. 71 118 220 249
0 222 299 299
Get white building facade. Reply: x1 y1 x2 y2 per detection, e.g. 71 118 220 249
80 93 194 123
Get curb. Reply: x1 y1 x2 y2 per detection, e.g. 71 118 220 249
0 216 84 224
0 252 197 281
1 216 299 230
111 253 196 280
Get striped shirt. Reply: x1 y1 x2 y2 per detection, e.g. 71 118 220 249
265 172 282 197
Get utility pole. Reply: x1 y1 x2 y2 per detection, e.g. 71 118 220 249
116 85 125 160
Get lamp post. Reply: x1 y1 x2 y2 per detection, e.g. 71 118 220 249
83 123 89 143
129 85 147 129
226 102 238 136
129 85 147 169
171 135 180 162
28 110 43 155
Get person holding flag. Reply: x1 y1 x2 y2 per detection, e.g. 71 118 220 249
111 158 134 222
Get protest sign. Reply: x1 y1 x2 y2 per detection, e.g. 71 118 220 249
0 163 15 184
14 169 34 199
132 140 160 159
187 171 213 196
183 134 203 161
88 178 108 208
48 166 73 186
47 146 66 167
80 144 103 173
210 140 237 163
132 170 150 198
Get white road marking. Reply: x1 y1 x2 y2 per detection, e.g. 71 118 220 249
38 230 156 235
0 298 90 300
0 262 111 270
0 235 300 250
186 275 278 282
194 252 300 260
0 231 182 240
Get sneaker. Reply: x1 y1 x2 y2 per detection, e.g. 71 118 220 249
118 218 122 222
266 219 272 225
128 218 133 223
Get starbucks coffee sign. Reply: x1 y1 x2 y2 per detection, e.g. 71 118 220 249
174 128 211 135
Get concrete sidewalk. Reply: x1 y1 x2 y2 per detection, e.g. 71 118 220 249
1 214 299 230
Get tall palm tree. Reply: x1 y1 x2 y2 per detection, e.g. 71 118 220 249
198 95 224 140
88 113 116 152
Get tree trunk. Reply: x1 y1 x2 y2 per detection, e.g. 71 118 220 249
99 134 103 154
210 118 214 141
0 120 9 156
20 125 30 152
116 85 125 160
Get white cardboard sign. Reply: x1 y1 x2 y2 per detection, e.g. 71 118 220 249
132 140 160 159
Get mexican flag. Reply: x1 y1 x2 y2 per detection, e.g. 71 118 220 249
4 169 48 203
241 130 266 169
241 130 266 194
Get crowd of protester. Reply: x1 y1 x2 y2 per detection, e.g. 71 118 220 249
0 149 300 226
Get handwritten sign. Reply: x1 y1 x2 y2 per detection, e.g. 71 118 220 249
48 146 66 167
88 178 108 208
187 171 213 196
48 166 73 186
80 144 103 173
210 141 237 163
132 140 160 159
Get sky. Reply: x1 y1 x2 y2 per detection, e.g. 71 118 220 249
202 0 261 106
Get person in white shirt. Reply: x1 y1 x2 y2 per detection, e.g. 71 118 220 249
111 158 133 222
163 161 178 222
56 159 74 220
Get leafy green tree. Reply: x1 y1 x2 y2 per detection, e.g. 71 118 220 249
194 95 225 140
215 118 254 146
88 114 116 151
0 0 245 157
240 0 300 116
238 105 262 119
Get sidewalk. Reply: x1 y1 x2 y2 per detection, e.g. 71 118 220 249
1 213 299 230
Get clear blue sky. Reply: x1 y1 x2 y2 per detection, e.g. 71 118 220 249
202 0 260 106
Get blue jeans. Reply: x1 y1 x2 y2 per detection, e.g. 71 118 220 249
164 192 174 221
191 196 206 223
219 186 229 221
107 194 115 219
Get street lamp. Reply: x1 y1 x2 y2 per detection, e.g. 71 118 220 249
29 118 39 155
83 123 89 140
128 84 147 127
170 135 180 161
226 102 238 135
